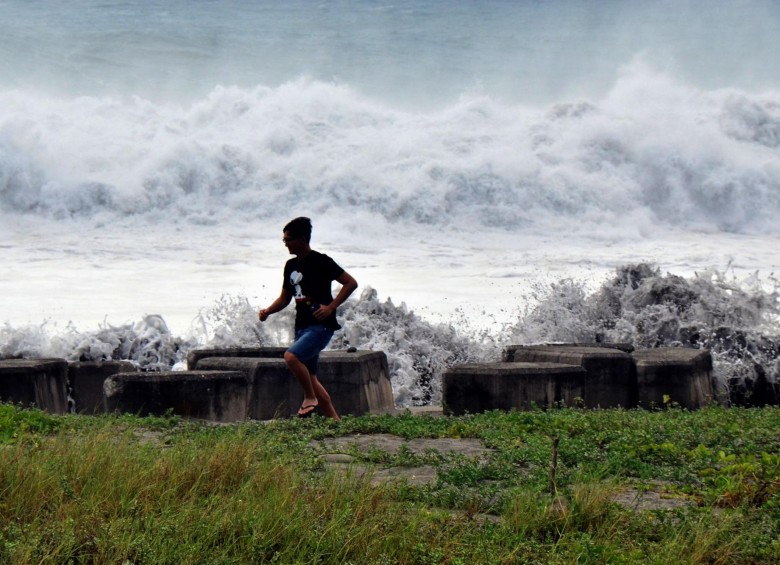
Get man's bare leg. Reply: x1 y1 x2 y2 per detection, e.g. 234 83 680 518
311 375 340 420
283 351 318 414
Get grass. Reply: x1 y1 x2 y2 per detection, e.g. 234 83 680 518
0 404 778 563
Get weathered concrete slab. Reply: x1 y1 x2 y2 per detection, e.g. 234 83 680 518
0 358 69 414
315 433 495 459
68 360 138 414
442 362 586 415
631 348 714 409
503 345 635 408
320 455 439 487
503 343 635 356
313 434 495 486
612 485 693 511
186 346 287 370
318 350 395 416
103 371 249 422
195 357 299 419
195 350 395 418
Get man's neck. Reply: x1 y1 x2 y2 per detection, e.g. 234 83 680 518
295 245 313 259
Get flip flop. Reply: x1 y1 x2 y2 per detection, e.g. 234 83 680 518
297 403 319 418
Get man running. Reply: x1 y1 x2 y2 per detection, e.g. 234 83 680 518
258 217 358 419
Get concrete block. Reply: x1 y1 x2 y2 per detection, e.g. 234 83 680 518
104 371 249 422
504 345 635 408
0 358 69 414
187 346 287 370
443 362 586 415
194 349 395 418
318 350 395 416
631 348 714 409
196 357 299 419
68 360 138 414
502 343 634 361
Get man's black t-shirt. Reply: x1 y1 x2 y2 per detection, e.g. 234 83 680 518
283 250 344 330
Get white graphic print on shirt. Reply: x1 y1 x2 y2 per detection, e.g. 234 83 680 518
290 271 305 300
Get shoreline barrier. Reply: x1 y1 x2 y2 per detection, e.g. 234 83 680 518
443 362 585 416
192 348 395 418
0 358 69 414
443 344 718 415
104 371 250 422
1 344 775 420
68 360 138 414
503 345 636 408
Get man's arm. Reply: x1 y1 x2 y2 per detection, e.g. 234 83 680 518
313 271 358 321
259 289 292 321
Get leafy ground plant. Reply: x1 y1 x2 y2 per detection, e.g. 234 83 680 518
0 404 778 563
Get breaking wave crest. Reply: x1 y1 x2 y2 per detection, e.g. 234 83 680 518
2 64 780 235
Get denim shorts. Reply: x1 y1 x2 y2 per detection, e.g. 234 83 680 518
286 324 334 376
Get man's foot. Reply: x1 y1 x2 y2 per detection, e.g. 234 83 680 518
297 403 319 418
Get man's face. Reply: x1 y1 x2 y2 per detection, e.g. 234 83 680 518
283 231 305 255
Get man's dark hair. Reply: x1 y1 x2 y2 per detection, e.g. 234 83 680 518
284 217 312 242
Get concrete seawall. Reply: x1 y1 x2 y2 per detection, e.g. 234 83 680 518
443 344 718 415
2 342 773 421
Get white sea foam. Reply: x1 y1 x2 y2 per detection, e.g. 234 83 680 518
2 65 779 235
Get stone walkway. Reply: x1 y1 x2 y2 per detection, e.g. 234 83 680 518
611 483 694 511
135 405 694 513
311 433 495 487
309 408 694 512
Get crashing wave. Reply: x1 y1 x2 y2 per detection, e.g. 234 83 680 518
2 70 780 235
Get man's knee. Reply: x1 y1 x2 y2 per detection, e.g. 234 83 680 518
284 350 299 367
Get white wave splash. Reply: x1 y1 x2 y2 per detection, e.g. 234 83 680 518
508 263 780 403
2 267 778 407
0 315 193 371
183 289 496 406
2 64 779 235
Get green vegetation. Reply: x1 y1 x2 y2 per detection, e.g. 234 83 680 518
0 404 778 564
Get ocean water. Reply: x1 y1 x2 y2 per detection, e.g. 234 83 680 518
2 1 779 405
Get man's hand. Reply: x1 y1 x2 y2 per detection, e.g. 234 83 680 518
260 290 292 322
312 303 335 321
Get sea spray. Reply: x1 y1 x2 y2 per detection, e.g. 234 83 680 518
0 315 192 370
509 263 780 403
2 267 778 406
188 294 291 351
332 288 498 406
183 289 497 406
